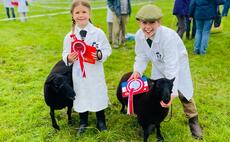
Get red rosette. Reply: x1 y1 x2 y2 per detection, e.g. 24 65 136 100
121 77 149 115
70 34 96 78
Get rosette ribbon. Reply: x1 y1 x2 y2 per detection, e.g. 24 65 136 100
70 34 96 78
121 77 149 115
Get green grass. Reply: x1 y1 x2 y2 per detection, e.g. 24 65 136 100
0 0 230 141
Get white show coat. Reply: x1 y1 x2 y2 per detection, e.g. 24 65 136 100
18 0 28 13
134 26 193 100
62 22 112 112
3 0 13 8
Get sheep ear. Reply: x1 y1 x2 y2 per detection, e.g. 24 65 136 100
147 78 155 86
170 77 175 83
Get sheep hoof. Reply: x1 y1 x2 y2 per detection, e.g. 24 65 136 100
120 109 127 114
138 129 144 137
53 125 60 130
157 136 164 142
68 119 72 125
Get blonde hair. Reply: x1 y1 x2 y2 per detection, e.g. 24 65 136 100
70 0 91 34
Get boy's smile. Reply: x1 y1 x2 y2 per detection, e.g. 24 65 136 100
139 21 160 38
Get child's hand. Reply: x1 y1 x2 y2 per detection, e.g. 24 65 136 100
93 50 102 61
92 52 97 60
96 50 102 61
160 95 176 108
160 100 172 108
67 52 78 63
128 71 141 81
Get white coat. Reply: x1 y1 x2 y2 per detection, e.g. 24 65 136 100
134 26 193 100
18 0 28 13
62 22 112 113
3 0 13 8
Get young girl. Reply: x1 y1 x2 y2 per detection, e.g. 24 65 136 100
62 0 112 135
3 0 16 20
18 0 29 22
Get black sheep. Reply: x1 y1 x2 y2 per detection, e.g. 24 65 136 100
116 72 174 142
44 60 76 130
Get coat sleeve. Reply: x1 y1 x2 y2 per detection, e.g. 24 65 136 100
107 0 114 12
97 29 112 62
62 34 72 66
162 34 180 96
133 36 149 75
189 0 195 17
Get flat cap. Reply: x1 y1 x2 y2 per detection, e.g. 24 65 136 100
136 5 163 22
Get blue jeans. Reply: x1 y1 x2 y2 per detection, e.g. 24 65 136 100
194 20 213 54
222 0 230 16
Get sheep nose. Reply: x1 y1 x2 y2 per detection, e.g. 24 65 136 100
163 98 170 104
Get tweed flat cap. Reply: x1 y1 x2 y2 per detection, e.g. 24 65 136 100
136 5 163 22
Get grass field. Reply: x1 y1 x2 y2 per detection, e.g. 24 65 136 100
0 0 230 141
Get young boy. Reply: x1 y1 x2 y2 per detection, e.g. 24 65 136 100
129 4 203 139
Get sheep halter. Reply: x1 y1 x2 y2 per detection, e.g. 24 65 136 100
70 34 96 78
122 77 149 115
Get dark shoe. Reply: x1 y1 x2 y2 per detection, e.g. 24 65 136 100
77 124 87 135
96 121 107 131
189 116 203 140
191 35 195 39
193 50 200 55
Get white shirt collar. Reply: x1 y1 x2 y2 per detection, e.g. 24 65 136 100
74 22 94 34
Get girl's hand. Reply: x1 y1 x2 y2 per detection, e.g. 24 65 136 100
67 52 78 63
96 50 102 61
93 50 102 61
92 52 97 60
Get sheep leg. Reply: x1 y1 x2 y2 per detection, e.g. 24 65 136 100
50 107 60 130
142 124 155 142
156 124 164 142
67 105 72 125
143 128 149 142
120 103 127 114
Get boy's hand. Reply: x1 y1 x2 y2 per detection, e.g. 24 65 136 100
160 95 176 108
129 71 141 81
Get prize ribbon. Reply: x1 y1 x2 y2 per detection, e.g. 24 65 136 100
70 34 96 78
122 77 149 115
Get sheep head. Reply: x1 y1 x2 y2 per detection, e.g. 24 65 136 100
46 73 76 100
148 78 175 104
155 78 175 104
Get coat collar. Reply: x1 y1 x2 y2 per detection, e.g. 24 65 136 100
75 22 95 34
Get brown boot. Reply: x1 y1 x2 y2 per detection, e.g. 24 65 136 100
189 115 203 140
